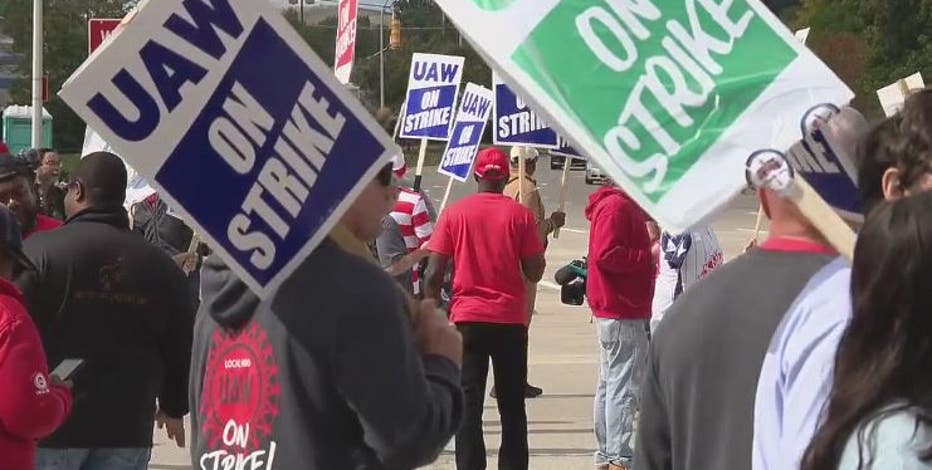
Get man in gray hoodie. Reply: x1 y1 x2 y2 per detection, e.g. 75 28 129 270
189 163 464 469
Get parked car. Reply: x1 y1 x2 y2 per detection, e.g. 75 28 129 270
585 162 607 185
550 154 587 170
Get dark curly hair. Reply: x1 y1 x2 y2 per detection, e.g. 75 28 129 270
857 88 932 213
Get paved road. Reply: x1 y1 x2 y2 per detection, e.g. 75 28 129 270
149 164 767 469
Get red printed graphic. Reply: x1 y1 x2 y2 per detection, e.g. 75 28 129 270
200 323 280 453
700 252 724 279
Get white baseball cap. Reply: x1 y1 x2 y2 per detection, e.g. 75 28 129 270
509 146 539 164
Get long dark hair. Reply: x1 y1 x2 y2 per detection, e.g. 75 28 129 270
802 191 932 470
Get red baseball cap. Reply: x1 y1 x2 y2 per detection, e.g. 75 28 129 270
474 147 510 181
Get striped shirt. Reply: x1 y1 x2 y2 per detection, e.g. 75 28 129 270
389 187 434 293
651 226 723 331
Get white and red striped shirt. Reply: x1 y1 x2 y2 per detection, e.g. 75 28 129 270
390 187 434 292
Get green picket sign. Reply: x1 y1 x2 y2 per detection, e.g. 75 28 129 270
434 0 852 231
513 1 796 201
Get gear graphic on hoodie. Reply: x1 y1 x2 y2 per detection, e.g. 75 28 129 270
199 322 281 453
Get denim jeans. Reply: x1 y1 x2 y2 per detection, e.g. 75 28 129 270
36 448 151 470
593 318 649 467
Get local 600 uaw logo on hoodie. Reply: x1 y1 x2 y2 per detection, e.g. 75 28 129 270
200 323 281 470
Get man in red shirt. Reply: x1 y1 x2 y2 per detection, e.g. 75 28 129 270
0 205 72 470
0 154 61 239
425 147 545 470
585 182 653 470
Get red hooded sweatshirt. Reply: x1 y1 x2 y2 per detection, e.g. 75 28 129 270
0 278 72 470
585 186 653 320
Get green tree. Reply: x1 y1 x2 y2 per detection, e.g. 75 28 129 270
284 1 491 132
0 0 135 151
859 0 932 94
793 0 931 118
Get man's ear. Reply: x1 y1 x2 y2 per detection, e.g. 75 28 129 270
882 167 905 202
73 180 87 203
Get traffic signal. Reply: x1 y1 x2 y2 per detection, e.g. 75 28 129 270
389 12 402 50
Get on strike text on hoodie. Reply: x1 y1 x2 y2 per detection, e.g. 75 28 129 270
190 239 462 470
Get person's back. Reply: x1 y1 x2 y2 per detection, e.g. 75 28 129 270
438 192 538 323
585 186 653 321
18 152 193 465
191 239 461 469
636 240 835 470
426 147 544 470
21 207 193 447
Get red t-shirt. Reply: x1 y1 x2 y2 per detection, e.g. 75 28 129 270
23 215 63 240
429 192 544 325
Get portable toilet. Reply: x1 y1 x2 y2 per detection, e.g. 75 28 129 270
2 105 53 155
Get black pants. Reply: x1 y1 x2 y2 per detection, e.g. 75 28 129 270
455 322 529 470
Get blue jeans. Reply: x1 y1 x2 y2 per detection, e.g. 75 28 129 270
36 448 151 470
593 318 648 467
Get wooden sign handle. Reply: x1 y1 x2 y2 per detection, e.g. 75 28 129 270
553 161 571 239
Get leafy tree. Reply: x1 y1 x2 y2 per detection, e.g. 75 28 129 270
1 0 135 151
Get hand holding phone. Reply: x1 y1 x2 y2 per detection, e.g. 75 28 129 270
51 359 85 383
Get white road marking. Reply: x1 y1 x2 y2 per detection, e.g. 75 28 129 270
737 228 769 233
540 281 562 291
560 228 588 234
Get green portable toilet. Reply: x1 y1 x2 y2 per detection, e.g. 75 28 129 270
2 105 53 155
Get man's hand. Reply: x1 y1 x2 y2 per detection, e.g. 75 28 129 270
156 409 186 448
549 211 566 229
414 300 462 367
49 374 73 389
171 253 198 274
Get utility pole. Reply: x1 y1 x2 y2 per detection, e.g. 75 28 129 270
299 0 304 24
379 0 391 109
31 0 43 148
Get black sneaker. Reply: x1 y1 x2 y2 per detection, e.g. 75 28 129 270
525 384 543 398
490 384 544 399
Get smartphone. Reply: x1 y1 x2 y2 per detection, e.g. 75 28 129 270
51 359 85 381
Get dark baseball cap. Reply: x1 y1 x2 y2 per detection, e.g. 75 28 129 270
0 154 27 181
0 205 37 272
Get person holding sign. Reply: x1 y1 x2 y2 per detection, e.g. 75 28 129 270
801 192 932 470
636 178 839 470
501 145 565 399
425 147 545 470
753 91 932 470
191 163 464 470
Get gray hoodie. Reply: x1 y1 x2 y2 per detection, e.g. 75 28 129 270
189 238 462 470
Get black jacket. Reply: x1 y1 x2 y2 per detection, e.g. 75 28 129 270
17 208 194 448
190 239 462 470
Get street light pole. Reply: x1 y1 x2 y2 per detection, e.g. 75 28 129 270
30 0 43 148
379 0 391 109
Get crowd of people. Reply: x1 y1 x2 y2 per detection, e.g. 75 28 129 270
0 88 928 470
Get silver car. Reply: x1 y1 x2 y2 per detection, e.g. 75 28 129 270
585 162 606 185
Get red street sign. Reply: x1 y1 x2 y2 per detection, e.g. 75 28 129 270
88 18 122 55
42 74 49 102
